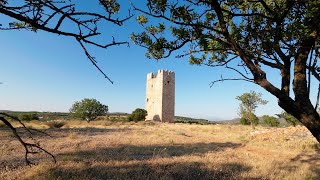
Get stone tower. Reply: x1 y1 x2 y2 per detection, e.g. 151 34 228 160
146 70 175 122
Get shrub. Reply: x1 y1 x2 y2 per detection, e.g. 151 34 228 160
69 98 108 122
239 113 259 126
263 115 280 127
18 113 39 121
46 121 65 128
240 118 250 125
128 108 147 122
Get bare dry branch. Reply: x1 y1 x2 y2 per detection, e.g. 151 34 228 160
0 0 133 83
0 112 56 165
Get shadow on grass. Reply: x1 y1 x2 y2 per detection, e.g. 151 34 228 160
287 148 320 179
0 127 132 169
33 161 257 180
46 127 131 137
58 142 242 162
0 127 131 139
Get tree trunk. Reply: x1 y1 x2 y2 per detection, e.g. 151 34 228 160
278 98 320 142
250 121 255 130
299 112 320 142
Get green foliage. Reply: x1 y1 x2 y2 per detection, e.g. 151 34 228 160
18 113 39 121
100 0 120 14
236 91 266 128
276 112 301 127
262 115 280 127
128 108 147 122
136 15 148 24
236 91 268 112
69 98 108 122
240 118 250 125
239 112 259 126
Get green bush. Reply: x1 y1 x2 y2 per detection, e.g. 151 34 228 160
263 115 280 127
239 113 259 126
18 113 39 121
240 118 250 125
69 98 108 122
128 108 147 122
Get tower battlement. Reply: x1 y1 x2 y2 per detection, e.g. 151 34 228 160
147 72 154 79
145 70 175 123
147 70 175 80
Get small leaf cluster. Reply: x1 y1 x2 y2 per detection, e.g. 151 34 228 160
100 0 120 14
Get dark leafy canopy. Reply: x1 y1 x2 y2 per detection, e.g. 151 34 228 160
128 108 148 122
0 0 132 83
132 0 320 142
240 113 259 126
70 98 108 122
18 113 39 121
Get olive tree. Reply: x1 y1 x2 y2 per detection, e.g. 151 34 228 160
131 0 320 142
70 98 108 122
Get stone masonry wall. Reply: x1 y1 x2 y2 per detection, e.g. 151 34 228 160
146 70 175 122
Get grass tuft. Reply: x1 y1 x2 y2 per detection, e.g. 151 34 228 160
46 120 65 128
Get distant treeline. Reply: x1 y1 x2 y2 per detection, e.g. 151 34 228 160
2 110 215 124
174 116 214 125
1 111 130 121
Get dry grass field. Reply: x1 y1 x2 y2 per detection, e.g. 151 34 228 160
0 120 319 180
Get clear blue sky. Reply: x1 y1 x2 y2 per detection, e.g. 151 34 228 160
0 1 318 120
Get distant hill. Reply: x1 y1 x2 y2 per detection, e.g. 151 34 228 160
216 118 240 124
0 110 14 113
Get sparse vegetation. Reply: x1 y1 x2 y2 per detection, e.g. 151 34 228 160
0 121 319 179
46 121 65 128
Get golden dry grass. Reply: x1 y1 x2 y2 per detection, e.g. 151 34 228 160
0 120 319 180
